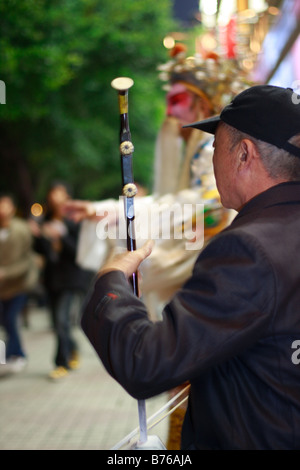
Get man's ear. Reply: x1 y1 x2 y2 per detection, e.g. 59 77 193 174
238 139 256 169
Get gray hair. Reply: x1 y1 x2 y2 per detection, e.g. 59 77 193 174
223 122 300 181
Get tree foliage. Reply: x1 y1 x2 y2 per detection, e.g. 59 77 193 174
0 0 177 213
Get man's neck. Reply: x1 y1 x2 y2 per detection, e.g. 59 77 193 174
236 178 290 212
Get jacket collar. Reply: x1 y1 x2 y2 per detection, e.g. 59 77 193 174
235 181 300 221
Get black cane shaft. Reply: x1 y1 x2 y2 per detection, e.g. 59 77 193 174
120 112 131 142
113 79 139 296
111 76 146 445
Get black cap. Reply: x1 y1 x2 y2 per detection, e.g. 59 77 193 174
184 85 300 158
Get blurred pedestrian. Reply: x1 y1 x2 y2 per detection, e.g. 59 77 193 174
0 192 38 375
32 182 94 380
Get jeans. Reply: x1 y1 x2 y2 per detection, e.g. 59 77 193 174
50 291 82 368
0 294 27 359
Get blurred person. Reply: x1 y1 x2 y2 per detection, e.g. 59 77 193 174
0 192 38 375
32 181 94 380
82 85 300 450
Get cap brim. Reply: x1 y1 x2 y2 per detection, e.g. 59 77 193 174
183 115 221 134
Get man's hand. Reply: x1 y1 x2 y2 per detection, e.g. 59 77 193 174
98 240 154 280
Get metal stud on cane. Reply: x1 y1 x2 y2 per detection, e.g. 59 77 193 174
111 77 165 450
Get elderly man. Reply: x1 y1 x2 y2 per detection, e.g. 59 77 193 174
82 85 300 450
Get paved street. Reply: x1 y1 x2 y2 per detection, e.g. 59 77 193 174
0 305 169 450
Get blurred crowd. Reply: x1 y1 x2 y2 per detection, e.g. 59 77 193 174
0 182 95 380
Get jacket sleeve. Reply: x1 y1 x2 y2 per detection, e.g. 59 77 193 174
81 230 276 400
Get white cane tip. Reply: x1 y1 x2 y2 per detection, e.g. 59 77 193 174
111 77 134 91
130 435 166 450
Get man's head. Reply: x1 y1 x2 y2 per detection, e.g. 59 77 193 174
46 181 71 218
185 85 300 210
0 192 16 227
184 85 300 157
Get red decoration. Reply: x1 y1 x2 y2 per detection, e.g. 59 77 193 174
170 43 187 57
225 17 237 59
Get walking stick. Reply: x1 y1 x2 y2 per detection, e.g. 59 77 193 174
111 77 166 450
111 77 147 445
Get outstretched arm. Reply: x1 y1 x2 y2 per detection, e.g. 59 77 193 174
63 199 97 222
